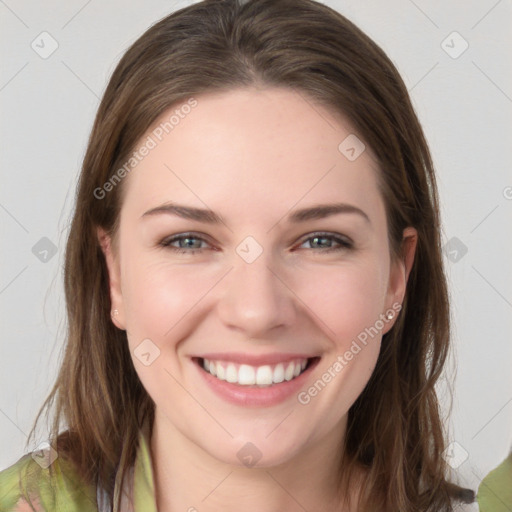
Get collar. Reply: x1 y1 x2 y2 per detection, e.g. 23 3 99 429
132 420 158 512
107 420 158 512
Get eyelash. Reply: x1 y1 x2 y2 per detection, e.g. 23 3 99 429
159 232 353 255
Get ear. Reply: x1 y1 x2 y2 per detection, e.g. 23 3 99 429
382 226 417 334
97 226 126 330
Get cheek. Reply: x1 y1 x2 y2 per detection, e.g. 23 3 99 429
121 259 208 343
294 259 388 346
120 259 211 396
289 262 387 431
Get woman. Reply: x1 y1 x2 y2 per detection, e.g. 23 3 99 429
0 0 476 510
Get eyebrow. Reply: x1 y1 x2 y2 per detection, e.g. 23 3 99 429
141 201 370 225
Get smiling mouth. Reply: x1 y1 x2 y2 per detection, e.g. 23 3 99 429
193 356 320 388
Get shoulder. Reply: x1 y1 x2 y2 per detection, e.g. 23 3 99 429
0 445 98 512
477 452 512 512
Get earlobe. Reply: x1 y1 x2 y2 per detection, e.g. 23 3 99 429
96 226 126 330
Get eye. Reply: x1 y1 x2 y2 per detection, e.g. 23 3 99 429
297 232 353 253
160 233 211 254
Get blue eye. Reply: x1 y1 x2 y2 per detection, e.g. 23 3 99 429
159 232 353 255
160 233 208 254
298 233 353 252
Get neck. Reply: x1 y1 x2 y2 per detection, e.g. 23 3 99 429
149 410 358 512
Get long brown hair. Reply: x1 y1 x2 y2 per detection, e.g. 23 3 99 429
25 0 475 510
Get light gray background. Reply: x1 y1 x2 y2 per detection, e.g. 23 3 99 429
1 0 511 507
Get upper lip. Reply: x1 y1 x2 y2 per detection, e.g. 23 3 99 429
194 352 318 366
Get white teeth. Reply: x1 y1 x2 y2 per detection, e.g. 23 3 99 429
256 365 273 386
284 362 295 381
273 363 285 383
216 363 226 380
238 364 256 385
202 358 310 386
226 363 238 383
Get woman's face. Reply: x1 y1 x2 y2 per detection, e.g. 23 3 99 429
99 87 416 468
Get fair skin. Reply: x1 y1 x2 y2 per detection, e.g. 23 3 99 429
98 87 417 512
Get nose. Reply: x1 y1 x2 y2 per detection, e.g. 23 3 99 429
216 248 297 339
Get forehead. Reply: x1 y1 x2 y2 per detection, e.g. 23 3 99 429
120 87 383 224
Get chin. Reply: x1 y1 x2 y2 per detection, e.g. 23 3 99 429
203 434 306 470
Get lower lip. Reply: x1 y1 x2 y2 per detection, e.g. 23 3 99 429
193 357 320 407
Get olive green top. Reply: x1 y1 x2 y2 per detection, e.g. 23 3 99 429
477 451 512 512
0 425 157 511
4 427 509 511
